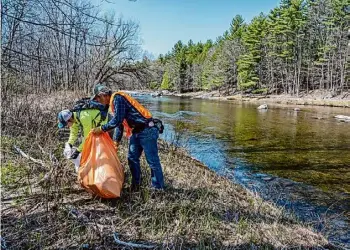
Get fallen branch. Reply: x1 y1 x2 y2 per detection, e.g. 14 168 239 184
14 146 48 170
37 144 59 166
113 233 156 249
14 145 55 185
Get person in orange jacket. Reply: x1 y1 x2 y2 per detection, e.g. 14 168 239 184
91 84 164 190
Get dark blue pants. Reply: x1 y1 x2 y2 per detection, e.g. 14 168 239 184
128 127 164 189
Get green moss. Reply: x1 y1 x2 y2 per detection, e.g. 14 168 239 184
1 161 28 187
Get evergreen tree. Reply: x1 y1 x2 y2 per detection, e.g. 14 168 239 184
229 15 245 40
237 13 267 90
161 70 171 90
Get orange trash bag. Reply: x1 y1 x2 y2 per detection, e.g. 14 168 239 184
78 132 124 198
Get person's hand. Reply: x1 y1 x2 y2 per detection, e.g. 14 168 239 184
70 149 80 159
63 142 73 159
91 126 103 135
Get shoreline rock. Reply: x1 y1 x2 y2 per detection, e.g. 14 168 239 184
334 115 350 122
257 104 268 110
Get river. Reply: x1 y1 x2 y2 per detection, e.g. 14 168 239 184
132 93 350 247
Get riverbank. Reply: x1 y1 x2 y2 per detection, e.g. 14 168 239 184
0 92 332 249
146 90 350 108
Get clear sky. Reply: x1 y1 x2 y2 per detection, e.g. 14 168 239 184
95 0 280 57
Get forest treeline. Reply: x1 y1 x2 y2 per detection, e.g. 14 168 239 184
150 0 349 96
1 0 349 98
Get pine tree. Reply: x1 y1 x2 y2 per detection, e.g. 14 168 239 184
229 15 245 40
161 70 171 90
237 13 267 90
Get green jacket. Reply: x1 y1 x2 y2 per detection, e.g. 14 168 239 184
68 109 107 152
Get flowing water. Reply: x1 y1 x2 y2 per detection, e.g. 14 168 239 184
133 93 350 247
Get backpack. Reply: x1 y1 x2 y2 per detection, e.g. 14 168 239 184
70 98 109 127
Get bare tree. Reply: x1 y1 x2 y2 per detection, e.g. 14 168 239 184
1 0 143 98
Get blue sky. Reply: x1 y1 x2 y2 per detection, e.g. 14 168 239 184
95 0 280 57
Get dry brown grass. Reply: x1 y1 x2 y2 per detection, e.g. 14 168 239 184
1 92 331 249
160 89 350 108
226 94 350 108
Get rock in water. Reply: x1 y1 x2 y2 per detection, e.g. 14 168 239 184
294 108 301 111
334 115 350 122
161 90 170 95
151 91 162 98
257 104 268 110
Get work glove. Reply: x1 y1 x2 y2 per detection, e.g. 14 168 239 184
70 149 80 159
63 142 73 159
91 126 103 135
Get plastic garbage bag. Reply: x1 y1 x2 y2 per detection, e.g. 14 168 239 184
78 132 124 198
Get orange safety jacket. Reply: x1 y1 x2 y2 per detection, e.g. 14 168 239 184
109 91 152 138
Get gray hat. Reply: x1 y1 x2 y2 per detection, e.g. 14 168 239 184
91 84 112 100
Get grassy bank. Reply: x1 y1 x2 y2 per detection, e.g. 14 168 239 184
1 93 331 249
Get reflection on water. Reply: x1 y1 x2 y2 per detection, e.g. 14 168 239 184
145 96 350 193
133 93 350 246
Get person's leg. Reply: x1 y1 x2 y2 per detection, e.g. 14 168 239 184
128 134 143 187
139 127 164 189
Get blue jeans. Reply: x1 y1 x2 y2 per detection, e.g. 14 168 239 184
128 127 164 189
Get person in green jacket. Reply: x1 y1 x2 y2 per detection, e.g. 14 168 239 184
58 108 108 159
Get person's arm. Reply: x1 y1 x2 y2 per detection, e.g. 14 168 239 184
101 95 127 132
77 138 84 152
68 118 79 147
113 123 124 143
